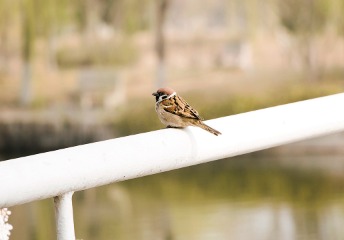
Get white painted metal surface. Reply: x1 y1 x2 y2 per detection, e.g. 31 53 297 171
1 93 344 208
54 192 75 240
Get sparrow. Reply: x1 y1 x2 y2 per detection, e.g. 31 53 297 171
152 87 221 136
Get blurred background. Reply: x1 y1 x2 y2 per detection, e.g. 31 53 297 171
1 0 344 239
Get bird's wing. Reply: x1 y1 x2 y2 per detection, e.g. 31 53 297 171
161 95 203 120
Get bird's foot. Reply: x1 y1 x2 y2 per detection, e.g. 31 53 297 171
166 125 182 129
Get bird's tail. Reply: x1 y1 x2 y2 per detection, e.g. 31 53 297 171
197 121 221 136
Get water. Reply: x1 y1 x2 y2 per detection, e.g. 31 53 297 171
8 155 344 240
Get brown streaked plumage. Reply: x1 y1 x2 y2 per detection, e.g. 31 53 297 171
152 88 221 136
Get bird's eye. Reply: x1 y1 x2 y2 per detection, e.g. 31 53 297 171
162 95 167 99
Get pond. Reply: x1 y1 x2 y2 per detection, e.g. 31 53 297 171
8 153 344 240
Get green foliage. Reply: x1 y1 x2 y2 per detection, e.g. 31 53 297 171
278 0 331 35
334 0 344 36
35 0 70 36
0 0 18 32
22 0 36 61
101 0 153 33
72 0 153 33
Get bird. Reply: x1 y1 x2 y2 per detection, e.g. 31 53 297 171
152 87 221 136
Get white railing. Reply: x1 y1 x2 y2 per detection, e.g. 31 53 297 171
1 93 344 240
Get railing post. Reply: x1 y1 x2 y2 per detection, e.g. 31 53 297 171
54 192 75 240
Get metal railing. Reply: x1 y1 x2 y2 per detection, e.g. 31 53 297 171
1 93 344 240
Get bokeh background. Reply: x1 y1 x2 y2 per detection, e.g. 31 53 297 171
1 0 344 239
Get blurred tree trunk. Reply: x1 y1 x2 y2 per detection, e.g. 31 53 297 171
298 34 317 81
336 0 344 77
46 0 58 70
0 23 9 74
278 0 330 81
43 0 70 70
21 0 35 106
0 0 10 74
155 0 168 87
47 31 57 70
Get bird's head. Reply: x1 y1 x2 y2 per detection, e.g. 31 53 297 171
152 87 176 102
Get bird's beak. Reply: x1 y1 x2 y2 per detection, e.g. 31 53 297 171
152 92 158 97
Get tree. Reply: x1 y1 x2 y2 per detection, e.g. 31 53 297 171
0 0 16 73
21 0 36 106
278 0 330 80
155 0 169 87
38 0 69 69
